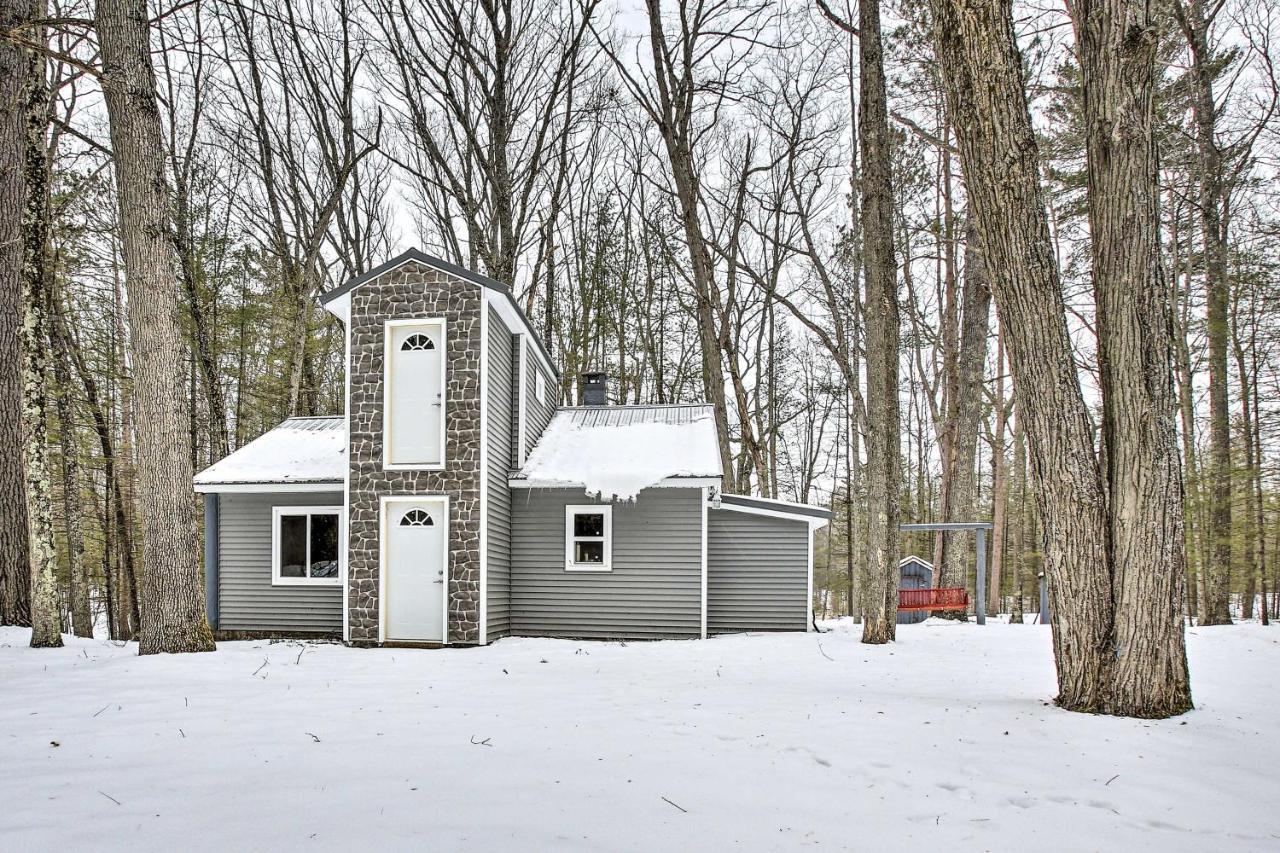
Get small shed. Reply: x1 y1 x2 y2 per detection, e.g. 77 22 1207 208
898 555 933 624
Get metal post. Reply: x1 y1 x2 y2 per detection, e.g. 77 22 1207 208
975 528 986 625
1038 572 1049 624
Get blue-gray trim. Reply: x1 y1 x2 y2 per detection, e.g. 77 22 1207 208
204 492 219 628
717 493 832 521
317 248 559 377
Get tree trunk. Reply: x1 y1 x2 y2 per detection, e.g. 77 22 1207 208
51 283 91 637
0 0 31 628
988 327 1008 616
937 225 991 616
1074 0 1192 714
1174 0 1232 626
97 0 214 654
21 9 61 648
858 0 899 644
1008 411 1026 624
927 0 1114 710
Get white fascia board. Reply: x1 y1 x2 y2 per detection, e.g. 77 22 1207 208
708 500 830 530
508 476 722 490
194 482 345 494
717 492 831 515
488 294 557 381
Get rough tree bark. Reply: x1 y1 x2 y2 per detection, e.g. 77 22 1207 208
1074 0 1192 714
928 0 1192 716
927 0 1117 712
97 0 214 654
858 0 900 644
21 4 61 648
0 0 32 628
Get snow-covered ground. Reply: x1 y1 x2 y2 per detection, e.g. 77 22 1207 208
2 620 1275 852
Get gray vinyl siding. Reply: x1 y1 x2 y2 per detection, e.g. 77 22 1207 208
216 490 344 633
486 306 514 640
510 487 702 639
707 508 809 633
524 351 555 455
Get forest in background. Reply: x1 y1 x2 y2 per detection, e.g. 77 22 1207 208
0 0 1275 685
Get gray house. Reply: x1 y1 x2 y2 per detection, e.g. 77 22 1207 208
194 249 829 645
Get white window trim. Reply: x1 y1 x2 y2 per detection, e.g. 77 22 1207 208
535 368 547 408
271 505 344 587
383 317 448 471
565 504 612 572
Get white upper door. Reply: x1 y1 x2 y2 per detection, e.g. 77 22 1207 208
386 321 444 467
383 499 447 642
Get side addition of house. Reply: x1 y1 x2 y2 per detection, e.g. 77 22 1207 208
194 249 830 645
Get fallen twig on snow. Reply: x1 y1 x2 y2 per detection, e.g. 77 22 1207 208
98 791 122 806
470 736 493 747
661 796 687 813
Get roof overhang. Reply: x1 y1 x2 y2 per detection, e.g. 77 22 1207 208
317 248 558 380
710 493 831 530
194 481 345 494
509 476 721 491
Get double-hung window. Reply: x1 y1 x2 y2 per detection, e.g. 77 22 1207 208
272 506 342 585
565 505 612 571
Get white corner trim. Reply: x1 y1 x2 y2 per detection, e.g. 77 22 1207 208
269 505 344 588
564 504 612 571
806 530 814 632
342 317 352 642
516 334 528 468
478 296 490 645
700 486 708 640
378 494 451 645
382 317 448 471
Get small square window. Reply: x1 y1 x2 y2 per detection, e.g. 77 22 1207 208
535 370 547 407
273 507 343 585
565 505 611 571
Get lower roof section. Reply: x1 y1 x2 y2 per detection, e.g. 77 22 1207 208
712 493 832 529
193 416 346 492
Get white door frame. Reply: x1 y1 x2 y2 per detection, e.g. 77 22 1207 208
378 494 450 644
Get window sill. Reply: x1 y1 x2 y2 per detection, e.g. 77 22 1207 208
564 565 613 573
271 578 344 587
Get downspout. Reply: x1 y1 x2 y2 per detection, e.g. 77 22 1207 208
203 492 219 629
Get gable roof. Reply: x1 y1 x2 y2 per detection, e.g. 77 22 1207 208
318 248 558 377
193 417 346 490
511 404 722 500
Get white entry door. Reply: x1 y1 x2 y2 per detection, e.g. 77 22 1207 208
386 321 445 467
382 497 448 642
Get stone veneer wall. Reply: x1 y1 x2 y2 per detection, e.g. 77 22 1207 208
347 261 482 644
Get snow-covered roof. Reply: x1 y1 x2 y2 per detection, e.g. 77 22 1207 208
193 417 346 490
512 404 722 500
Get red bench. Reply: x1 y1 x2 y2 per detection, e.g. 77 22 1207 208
898 587 969 612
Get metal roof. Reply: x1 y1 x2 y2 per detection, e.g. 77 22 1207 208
193 416 346 487
553 404 715 429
